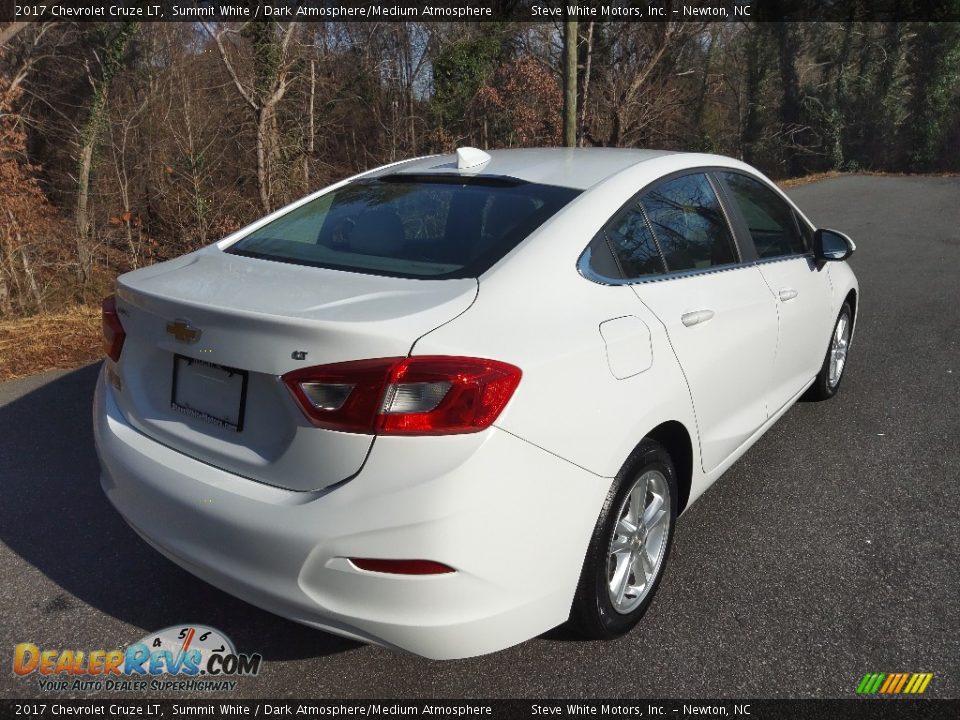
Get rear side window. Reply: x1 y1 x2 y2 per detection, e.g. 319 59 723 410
582 206 665 281
226 178 580 279
719 172 807 258
640 174 738 272
606 207 665 278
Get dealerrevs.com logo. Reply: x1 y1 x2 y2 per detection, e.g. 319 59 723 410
13 625 262 693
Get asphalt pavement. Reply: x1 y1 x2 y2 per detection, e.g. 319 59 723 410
0 175 957 699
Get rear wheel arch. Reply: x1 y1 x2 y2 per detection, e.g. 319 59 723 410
645 421 693 515
569 422 693 639
844 288 858 331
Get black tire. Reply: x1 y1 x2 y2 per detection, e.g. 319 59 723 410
571 438 678 640
805 302 853 401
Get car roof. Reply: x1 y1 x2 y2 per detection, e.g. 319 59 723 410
366 147 680 191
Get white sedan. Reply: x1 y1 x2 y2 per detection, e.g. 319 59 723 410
94 148 858 659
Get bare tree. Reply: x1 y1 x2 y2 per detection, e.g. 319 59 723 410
107 90 149 267
207 21 298 213
585 22 694 147
75 23 138 289
579 21 594 147
563 18 577 147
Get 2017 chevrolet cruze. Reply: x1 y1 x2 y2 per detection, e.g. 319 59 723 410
94 148 858 659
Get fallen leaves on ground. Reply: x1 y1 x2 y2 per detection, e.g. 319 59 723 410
0 305 101 381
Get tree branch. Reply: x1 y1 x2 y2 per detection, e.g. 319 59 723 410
204 24 259 111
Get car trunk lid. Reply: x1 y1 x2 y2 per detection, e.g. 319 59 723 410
111 248 477 491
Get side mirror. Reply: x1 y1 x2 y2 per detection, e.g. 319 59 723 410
814 228 856 262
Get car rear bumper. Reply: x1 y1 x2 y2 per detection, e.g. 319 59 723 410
94 367 611 659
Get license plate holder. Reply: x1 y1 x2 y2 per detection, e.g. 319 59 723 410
171 354 248 432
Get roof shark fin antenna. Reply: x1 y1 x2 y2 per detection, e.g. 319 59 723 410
456 147 492 170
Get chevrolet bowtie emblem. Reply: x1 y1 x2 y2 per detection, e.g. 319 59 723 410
166 320 201 343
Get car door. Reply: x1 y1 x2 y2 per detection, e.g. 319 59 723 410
583 171 779 474
715 171 833 414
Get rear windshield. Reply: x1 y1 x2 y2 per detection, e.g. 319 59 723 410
225 177 580 279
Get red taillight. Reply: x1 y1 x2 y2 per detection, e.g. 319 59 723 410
283 358 400 433
377 356 522 435
101 294 126 362
282 356 522 436
350 558 455 575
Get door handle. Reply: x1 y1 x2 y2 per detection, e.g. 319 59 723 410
779 288 798 302
681 309 715 327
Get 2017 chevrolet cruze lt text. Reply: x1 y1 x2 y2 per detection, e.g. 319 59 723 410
94 148 858 659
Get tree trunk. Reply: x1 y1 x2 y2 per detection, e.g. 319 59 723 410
304 58 315 190
774 22 803 176
742 26 770 163
75 142 94 286
827 20 855 170
74 23 137 289
216 22 295 212
0 276 10 315
20 244 42 309
608 108 622 147
256 106 271 213
563 18 578 148
692 28 719 150
579 21 594 147
866 22 903 165
0 231 11 315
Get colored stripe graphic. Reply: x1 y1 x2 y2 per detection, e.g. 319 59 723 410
893 673 909 693
879 674 896 694
857 672 932 695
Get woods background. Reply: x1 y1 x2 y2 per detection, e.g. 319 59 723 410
0 18 959 321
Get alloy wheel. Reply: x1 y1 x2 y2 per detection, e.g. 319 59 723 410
828 313 851 388
607 470 671 614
